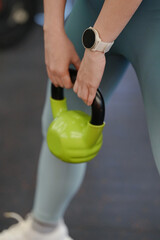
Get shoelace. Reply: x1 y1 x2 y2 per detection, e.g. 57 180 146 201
4 212 24 222
1 212 28 237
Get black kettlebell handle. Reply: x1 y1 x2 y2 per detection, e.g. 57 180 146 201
51 68 105 126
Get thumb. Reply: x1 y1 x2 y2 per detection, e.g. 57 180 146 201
72 52 81 71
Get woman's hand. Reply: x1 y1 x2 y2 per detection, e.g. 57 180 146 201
73 49 106 106
44 29 81 88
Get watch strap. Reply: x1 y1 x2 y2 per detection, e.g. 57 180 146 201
93 41 114 53
89 26 114 53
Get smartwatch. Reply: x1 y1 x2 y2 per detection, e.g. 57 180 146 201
82 26 114 54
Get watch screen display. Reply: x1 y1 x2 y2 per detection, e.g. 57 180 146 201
82 29 95 48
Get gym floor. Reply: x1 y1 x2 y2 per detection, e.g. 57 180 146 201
0 23 160 240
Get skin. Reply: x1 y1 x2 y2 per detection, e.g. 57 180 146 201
43 0 143 105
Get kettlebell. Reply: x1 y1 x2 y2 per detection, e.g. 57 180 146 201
47 68 105 164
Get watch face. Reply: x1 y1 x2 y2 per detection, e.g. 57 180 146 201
82 28 95 49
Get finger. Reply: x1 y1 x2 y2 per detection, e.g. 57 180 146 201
87 87 96 106
46 66 59 87
49 67 65 87
72 52 81 70
63 71 73 89
73 81 78 93
82 86 89 105
77 85 88 104
77 85 83 98
55 78 63 88
54 71 64 88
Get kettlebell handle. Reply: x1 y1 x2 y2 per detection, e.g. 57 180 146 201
51 68 105 126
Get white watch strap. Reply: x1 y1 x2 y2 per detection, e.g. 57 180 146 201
94 41 114 53
88 26 114 53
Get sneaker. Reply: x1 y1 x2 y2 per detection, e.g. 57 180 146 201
0 212 74 240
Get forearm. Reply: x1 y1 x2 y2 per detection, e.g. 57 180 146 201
43 0 66 33
93 0 143 42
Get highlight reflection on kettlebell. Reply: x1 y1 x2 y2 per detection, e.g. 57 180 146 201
47 68 105 164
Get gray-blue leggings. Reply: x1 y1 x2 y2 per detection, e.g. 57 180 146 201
32 0 160 224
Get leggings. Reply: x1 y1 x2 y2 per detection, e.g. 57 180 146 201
32 0 160 224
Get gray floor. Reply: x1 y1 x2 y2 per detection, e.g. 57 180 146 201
0 25 160 240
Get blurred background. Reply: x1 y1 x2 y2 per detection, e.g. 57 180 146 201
0 0 160 239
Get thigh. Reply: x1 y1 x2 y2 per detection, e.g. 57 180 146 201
133 46 160 173
122 0 160 172
135 43 160 172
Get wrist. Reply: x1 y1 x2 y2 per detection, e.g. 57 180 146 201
93 23 116 43
85 48 104 56
43 24 65 34
43 25 66 40
84 49 106 63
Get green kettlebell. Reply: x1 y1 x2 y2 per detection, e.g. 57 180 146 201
47 68 105 164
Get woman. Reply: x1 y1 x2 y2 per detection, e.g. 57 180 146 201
1 0 160 239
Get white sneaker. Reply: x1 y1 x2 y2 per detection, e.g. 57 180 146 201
0 212 74 240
